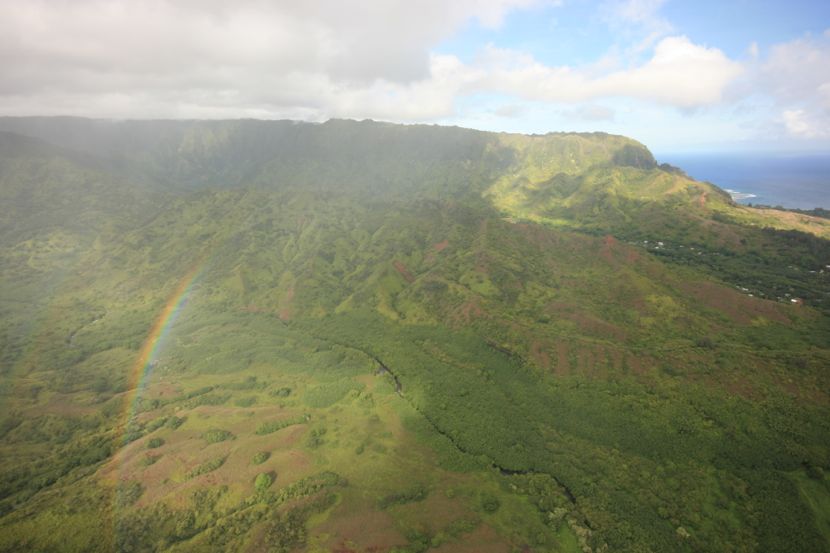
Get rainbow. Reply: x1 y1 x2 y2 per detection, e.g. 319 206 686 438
119 261 205 438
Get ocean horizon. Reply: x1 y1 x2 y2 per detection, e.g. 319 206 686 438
658 152 830 210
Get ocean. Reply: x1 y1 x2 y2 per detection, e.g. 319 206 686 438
657 152 830 210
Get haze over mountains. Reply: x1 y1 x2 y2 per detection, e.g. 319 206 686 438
0 118 828 552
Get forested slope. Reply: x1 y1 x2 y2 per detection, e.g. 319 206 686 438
0 118 827 552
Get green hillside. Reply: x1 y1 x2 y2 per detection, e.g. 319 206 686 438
0 118 828 552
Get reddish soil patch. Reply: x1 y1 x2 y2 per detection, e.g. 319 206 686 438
451 299 487 326
554 340 571 376
393 260 415 283
609 348 624 372
314 508 405 552
598 233 642 268
775 374 827 404
680 280 789 325
42 395 97 417
394 488 480 530
546 300 578 314
514 221 568 251
433 239 449 252
432 524 512 553
624 352 652 376
127 447 195 505
569 312 627 342
699 191 707 208
575 347 595 376
601 234 617 264
529 340 551 371
148 381 180 398
279 285 295 321
697 219 746 250
545 302 627 342
723 376 760 400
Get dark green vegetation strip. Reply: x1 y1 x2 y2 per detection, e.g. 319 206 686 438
304 311 830 551
254 415 309 436
109 471 345 553
201 429 234 444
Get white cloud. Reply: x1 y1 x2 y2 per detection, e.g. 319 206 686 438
600 0 673 55
562 105 616 121
492 104 527 118
0 1 742 122
611 0 666 23
474 36 741 108
762 34 830 104
0 0 543 119
757 32 830 139
0 0 542 86
782 109 827 138
820 83 830 108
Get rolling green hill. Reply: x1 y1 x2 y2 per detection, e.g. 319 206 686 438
0 118 828 552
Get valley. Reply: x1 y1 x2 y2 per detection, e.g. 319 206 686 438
0 118 828 552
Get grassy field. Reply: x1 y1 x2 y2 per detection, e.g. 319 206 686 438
2 306 581 552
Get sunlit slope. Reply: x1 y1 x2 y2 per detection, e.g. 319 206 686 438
0 118 828 552
479 132 830 310
486 129 828 238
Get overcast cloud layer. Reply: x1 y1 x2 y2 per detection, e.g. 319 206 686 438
1 0 828 148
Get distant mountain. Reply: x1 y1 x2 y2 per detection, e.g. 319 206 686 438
0 118 828 553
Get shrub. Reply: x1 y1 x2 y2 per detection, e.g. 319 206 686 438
254 472 274 492
166 416 186 429
303 381 364 408
186 456 226 479
378 484 428 509
805 463 824 480
255 415 308 435
695 337 716 349
480 493 500 513
141 454 161 466
305 427 327 449
144 417 168 433
251 451 270 465
202 429 234 444
116 481 144 507
185 393 229 408
234 396 257 407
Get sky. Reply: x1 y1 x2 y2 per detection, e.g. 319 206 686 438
1 0 829 152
